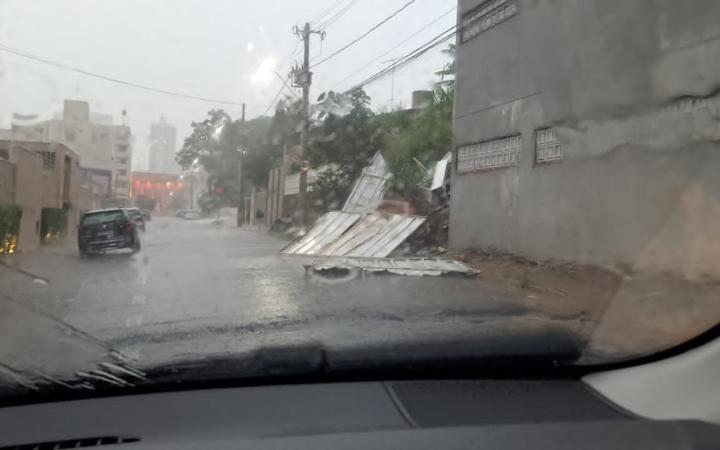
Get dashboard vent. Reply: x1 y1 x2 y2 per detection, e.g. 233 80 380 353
0 436 139 449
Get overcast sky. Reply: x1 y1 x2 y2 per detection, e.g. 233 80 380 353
0 0 456 170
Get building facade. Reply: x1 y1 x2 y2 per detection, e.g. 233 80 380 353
0 140 81 251
451 0 720 278
11 100 132 201
148 118 179 174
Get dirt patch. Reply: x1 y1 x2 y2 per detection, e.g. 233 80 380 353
454 248 720 364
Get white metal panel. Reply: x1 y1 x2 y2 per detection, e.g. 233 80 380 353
345 215 425 258
318 213 387 256
308 257 478 277
282 211 361 255
342 152 391 213
430 155 450 191
282 212 424 258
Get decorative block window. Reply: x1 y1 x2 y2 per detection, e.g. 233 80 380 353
457 135 522 173
535 128 563 163
39 151 56 170
461 0 518 43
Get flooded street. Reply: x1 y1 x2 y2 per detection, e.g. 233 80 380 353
1 215 717 388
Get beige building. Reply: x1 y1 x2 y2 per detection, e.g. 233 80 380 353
0 140 81 251
11 100 132 201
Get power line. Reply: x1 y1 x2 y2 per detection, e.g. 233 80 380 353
317 0 360 29
310 0 348 26
349 25 457 91
311 0 419 68
330 6 456 90
0 43 250 107
262 80 290 117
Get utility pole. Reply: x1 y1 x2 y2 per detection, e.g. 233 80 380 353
292 23 324 227
237 103 246 227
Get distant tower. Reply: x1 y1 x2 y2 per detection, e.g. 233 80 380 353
121 109 127 126
149 117 178 174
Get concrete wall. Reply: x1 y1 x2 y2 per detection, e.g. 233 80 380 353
451 0 720 278
7 150 42 252
0 160 14 205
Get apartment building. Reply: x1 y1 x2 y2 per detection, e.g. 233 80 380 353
11 100 132 201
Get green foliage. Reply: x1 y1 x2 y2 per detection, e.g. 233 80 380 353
40 208 66 243
177 102 300 207
0 205 21 254
382 84 454 196
308 88 384 211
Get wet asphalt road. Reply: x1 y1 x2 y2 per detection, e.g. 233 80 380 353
0 216 593 378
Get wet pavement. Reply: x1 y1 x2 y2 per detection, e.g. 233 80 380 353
0 216 716 389
0 217 594 374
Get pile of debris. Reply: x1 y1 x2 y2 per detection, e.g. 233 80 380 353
282 153 474 277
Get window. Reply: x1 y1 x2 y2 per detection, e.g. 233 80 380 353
65 129 76 142
117 181 128 188
39 151 56 170
117 144 129 152
117 169 127 176
119 158 128 165
457 135 522 173
0 148 8 160
461 0 518 43
535 128 563 163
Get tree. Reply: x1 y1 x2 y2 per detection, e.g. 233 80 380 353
382 84 454 197
307 88 385 211
176 108 292 208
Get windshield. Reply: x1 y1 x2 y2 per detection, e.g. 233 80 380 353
80 210 125 226
0 0 718 402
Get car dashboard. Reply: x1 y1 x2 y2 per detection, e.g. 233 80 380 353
0 378 717 450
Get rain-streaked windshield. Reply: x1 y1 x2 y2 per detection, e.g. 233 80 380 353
80 210 125 226
0 0 718 401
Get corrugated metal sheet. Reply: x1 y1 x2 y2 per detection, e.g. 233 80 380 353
342 214 425 257
430 152 452 190
282 211 361 255
307 257 478 277
282 212 425 258
342 152 390 213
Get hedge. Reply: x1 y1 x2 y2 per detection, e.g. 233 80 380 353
0 205 21 254
41 207 66 243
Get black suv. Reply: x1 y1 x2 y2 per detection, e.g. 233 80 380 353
78 208 141 256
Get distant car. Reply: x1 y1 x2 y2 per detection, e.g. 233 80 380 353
78 208 141 256
124 208 146 231
176 209 201 220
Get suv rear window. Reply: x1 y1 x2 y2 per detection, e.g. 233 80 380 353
81 210 126 226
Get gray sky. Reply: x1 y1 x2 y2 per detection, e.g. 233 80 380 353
0 0 456 170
